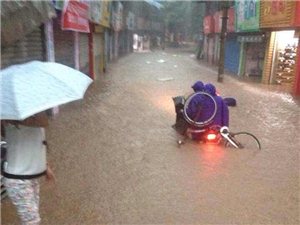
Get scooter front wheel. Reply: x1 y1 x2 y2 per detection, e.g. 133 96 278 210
225 132 261 150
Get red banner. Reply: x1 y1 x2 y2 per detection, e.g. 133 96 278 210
214 11 221 33
227 7 235 32
62 0 90 33
203 16 214 34
214 8 235 33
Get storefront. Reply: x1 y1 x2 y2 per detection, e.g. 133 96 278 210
224 34 240 74
118 30 127 55
134 17 147 52
89 1 111 78
110 30 115 60
53 17 75 68
100 1 112 70
260 0 300 95
214 7 240 74
126 11 135 53
294 36 300 96
79 32 89 74
91 26 105 78
111 1 123 59
203 15 215 64
1 1 56 69
54 1 90 73
269 31 298 85
237 35 265 78
1 28 45 69
236 0 266 79
207 35 215 64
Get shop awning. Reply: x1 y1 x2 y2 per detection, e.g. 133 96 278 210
1 1 56 47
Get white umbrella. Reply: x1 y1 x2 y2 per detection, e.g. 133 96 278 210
1 61 93 120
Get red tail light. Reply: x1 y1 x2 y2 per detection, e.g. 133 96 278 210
206 133 217 141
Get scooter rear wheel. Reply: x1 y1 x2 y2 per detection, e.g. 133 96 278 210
183 92 217 128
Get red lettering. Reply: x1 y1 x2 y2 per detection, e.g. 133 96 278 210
278 1 285 12
270 0 285 15
271 1 278 15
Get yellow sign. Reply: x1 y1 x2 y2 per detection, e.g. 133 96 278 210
100 1 110 28
260 1 296 28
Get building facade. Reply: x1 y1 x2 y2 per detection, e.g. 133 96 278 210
201 0 300 96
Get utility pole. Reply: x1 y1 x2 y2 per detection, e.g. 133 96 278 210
218 6 228 82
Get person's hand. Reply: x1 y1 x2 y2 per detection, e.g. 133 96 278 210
46 164 56 183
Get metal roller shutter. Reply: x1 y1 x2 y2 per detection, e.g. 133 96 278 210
225 36 240 74
93 33 103 78
53 18 75 68
1 28 44 69
79 33 89 74
208 36 215 64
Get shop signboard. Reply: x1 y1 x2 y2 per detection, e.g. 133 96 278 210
62 0 90 33
88 1 102 24
235 0 260 32
100 1 111 28
203 15 214 34
89 1 110 28
214 11 221 33
237 35 263 43
260 0 296 28
214 7 235 33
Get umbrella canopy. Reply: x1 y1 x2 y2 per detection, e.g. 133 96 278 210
1 61 93 120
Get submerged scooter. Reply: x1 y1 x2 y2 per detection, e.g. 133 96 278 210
172 92 236 144
172 92 261 150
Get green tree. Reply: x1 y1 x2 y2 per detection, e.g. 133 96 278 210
162 1 205 42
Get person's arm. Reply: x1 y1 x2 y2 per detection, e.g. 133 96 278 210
46 163 56 183
19 112 49 128
222 101 229 127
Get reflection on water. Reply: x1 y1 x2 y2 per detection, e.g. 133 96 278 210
198 144 226 178
243 82 300 105
278 93 299 105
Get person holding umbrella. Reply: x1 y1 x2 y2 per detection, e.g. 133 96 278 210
1 60 93 223
2 111 55 225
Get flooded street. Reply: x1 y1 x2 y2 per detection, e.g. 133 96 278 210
2 48 300 224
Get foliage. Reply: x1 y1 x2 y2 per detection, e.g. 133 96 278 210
161 1 205 40
130 1 163 22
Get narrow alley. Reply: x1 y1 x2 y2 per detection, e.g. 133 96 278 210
2 48 300 225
